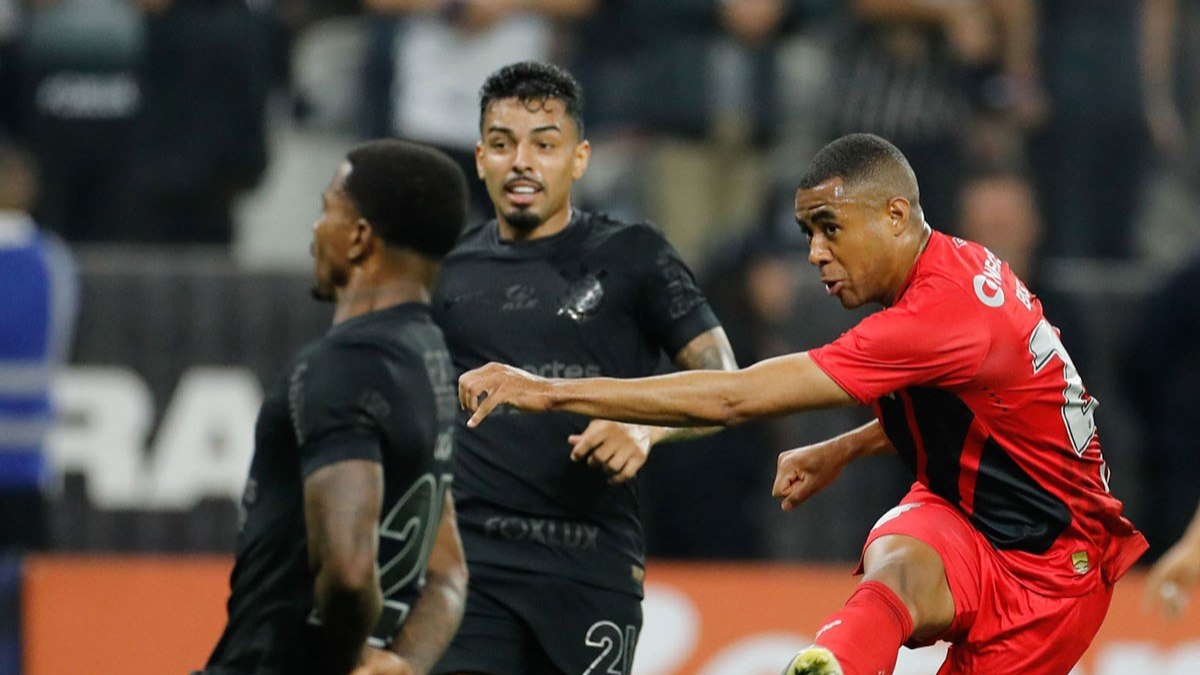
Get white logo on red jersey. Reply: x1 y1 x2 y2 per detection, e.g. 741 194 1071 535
815 619 843 640
973 248 1006 308
973 274 1005 307
871 503 922 530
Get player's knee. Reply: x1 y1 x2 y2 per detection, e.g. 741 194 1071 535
862 535 954 636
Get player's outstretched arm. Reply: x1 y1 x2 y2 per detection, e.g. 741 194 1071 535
459 350 856 428
772 420 896 511
304 459 385 674
568 327 739 483
1144 497 1200 619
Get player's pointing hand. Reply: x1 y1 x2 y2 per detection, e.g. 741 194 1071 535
459 362 553 427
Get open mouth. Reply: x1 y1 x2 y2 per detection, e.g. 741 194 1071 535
823 280 844 296
505 180 542 206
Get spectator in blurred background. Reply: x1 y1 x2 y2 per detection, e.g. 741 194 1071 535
957 166 1042 282
0 141 77 552
598 0 833 267
1122 252 1200 563
4 0 143 242
362 0 596 224
1137 0 1200 262
124 0 268 244
1033 0 1147 259
0 140 77 675
831 0 1045 236
1141 0 1197 169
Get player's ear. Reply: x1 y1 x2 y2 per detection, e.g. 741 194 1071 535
571 140 591 180
474 142 486 180
348 217 374 262
886 197 910 236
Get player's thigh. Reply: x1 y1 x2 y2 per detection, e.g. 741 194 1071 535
939 580 1113 675
862 533 956 641
861 485 988 646
513 573 643 675
431 570 530 675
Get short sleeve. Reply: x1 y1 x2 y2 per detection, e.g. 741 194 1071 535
630 227 721 356
288 344 400 477
808 284 990 404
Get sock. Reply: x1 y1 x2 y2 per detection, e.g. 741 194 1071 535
812 580 915 675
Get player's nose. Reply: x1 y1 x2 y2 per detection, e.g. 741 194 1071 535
513 141 535 170
808 240 831 266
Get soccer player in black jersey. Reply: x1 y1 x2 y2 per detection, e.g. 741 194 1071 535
430 62 737 675
199 140 470 675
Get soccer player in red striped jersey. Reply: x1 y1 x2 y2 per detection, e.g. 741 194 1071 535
456 133 1148 675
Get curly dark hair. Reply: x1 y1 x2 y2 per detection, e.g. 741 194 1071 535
478 61 585 139
343 139 468 258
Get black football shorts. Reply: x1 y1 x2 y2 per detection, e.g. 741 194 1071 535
433 563 642 675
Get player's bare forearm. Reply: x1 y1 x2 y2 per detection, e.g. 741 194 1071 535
835 419 896 462
305 460 386 673
316 575 383 673
386 494 468 675
460 352 857 428
650 327 738 445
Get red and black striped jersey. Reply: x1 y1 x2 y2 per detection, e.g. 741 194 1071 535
810 231 1147 596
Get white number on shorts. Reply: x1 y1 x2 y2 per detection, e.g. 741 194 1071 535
1028 319 1097 456
583 620 639 675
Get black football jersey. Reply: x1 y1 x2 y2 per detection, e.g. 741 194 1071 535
203 303 456 675
431 211 720 596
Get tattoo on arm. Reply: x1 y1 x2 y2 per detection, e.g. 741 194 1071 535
654 327 739 444
674 327 738 372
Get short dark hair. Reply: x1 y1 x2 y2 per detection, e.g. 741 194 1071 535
798 133 919 206
479 61 585 139
343 139 468 258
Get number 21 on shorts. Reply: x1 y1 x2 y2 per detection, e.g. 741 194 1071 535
583 620 639 675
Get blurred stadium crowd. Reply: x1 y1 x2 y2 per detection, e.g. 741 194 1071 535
2 0 1200 571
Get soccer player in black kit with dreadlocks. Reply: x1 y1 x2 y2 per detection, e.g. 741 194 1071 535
430 62 738 675
199 139 470 675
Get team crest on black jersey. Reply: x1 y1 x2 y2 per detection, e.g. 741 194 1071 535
558 271 605 322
